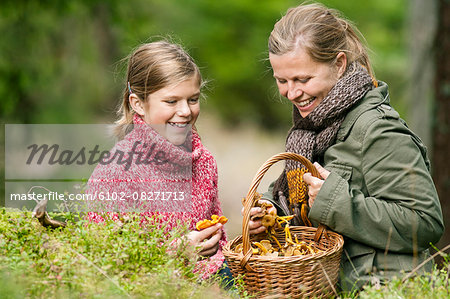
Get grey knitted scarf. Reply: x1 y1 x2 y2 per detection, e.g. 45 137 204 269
272 62 374 224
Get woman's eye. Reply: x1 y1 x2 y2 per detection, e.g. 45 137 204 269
297 78 310 83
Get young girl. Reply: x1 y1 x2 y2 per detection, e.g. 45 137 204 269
86 40 227 279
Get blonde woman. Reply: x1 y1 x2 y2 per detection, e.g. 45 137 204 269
248 3 444 291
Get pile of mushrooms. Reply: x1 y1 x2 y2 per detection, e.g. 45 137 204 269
236 193 322 257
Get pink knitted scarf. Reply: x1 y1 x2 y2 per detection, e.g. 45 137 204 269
87 114 226 278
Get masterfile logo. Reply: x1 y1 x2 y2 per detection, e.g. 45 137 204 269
4 124 193 213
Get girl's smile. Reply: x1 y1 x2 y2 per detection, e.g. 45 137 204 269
131 76 200 145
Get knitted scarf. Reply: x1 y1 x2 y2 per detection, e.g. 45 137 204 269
87 114 226 278
272 63 374 224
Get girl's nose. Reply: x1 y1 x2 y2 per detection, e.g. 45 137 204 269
176 100 191 117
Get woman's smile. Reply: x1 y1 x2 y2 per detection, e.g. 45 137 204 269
295 96 317 108
269 47 346 118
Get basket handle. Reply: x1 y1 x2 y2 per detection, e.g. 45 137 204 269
240 152 327 271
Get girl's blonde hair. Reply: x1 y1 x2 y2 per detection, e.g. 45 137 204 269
268 3 375 79
115 40 202 139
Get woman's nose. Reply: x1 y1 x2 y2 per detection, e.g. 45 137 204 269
287 83 303 100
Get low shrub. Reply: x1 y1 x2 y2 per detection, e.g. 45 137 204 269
0 208 237 298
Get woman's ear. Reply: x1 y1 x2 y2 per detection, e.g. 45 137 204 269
128 94 145 116
335 52 347 78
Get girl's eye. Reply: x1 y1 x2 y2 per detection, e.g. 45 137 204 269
189 98 199 104
277 79 287 84
164 100 177 104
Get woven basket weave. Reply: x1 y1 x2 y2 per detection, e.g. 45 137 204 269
223 152 344 298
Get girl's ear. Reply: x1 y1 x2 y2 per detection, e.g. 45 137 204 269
128 94 145 116
335 52 347 78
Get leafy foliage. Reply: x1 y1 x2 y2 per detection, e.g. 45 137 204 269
358 263 450 299
1 208 448 298
0 208 236 298
0 0 409 128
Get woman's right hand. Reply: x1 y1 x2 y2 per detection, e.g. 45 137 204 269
186 223 223 257
241 199 277 235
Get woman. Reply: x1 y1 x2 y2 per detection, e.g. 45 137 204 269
248 3 444 291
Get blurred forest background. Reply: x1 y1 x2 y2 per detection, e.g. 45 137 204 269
1 0 415 126
1 1 448 248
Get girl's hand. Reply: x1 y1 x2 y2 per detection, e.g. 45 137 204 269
303 162 330 207
241 199 277 235
186 223 223 257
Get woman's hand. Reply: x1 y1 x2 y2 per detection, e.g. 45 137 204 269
303 162 330 207
241 199 277 235
186 223 223 257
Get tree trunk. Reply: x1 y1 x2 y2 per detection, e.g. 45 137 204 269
408 0 437 148
433 0 450 257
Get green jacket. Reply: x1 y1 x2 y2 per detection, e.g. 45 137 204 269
264 82 444 291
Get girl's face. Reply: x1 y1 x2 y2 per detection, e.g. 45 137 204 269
269 47 346 118
141 76 200 145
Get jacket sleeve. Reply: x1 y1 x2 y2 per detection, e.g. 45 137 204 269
309 115 444 253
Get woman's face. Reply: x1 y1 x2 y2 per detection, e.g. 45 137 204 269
269 48 346 118
141 76 200 145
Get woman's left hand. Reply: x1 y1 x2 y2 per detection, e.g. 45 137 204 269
303 162 330 207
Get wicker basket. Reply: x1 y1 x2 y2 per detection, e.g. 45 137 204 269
223 152 344 298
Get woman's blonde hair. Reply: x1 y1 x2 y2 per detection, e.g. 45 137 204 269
115 40 202 139
269 3 375 79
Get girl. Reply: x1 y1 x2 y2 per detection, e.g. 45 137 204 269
86 40 227 279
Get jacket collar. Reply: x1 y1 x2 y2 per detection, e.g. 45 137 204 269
337 81 390 141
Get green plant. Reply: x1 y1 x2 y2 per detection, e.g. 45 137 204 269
357 261 449 299
3 206 448 299
0 207 241 298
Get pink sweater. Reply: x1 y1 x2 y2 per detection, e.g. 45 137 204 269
86 114 227 278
